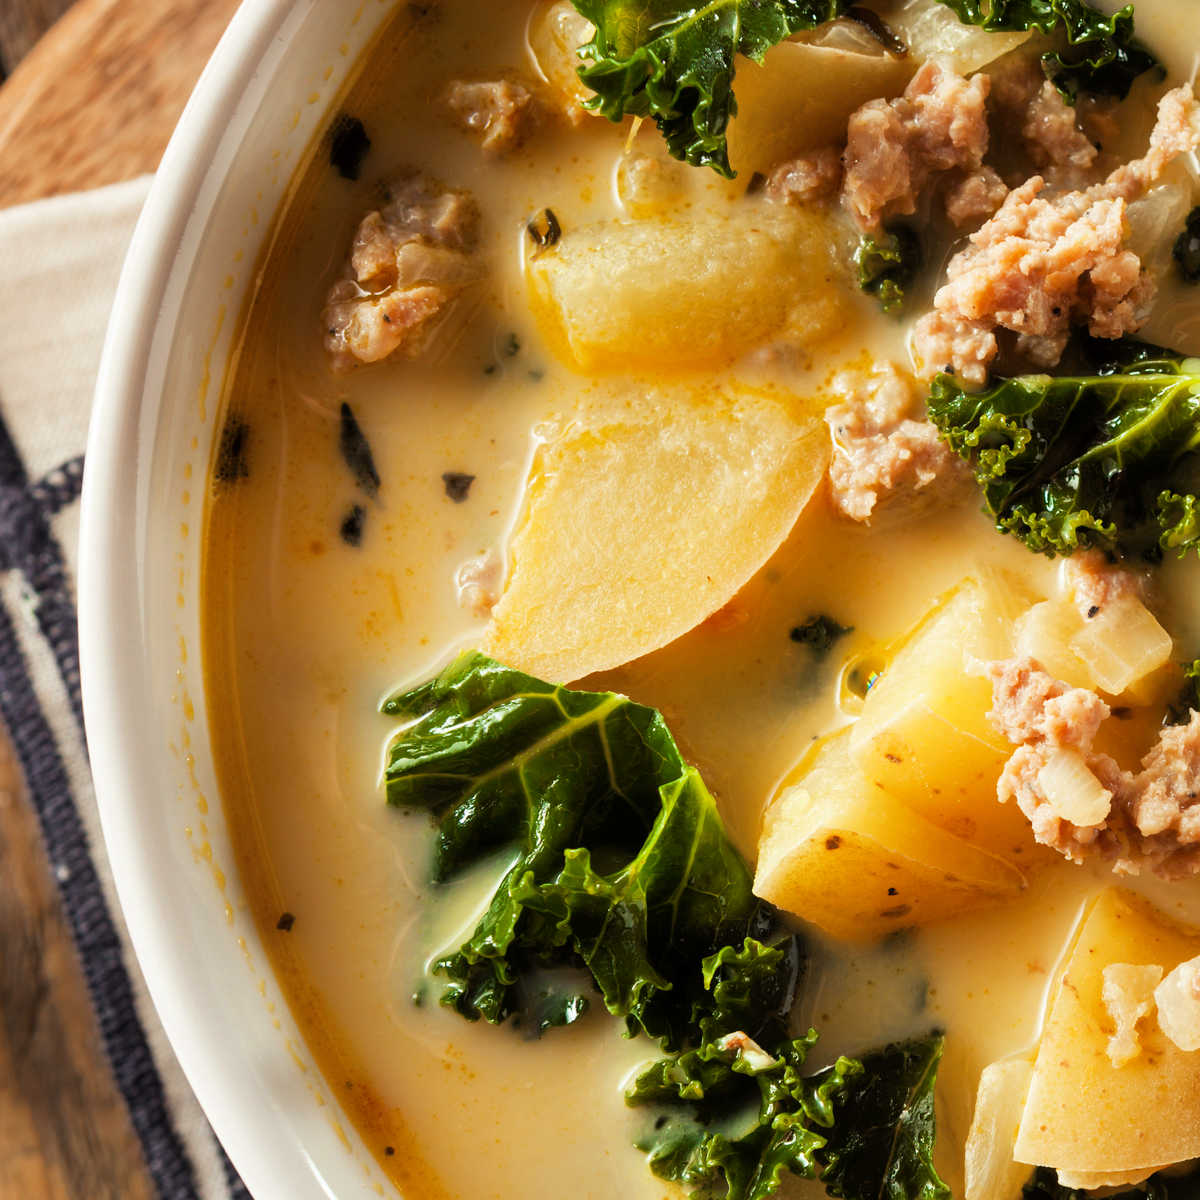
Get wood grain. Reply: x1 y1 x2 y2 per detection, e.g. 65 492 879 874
0 0 74 77
0 2 239 1196
0 742 155 1200
0 0 239 208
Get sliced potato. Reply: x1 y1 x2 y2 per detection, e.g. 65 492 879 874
965 1058 1035 1200
754 730 1025 942
849 573 1046 866
1015 889 1200 1174
527 208 850 373
482 380 829 683
726 41 911 176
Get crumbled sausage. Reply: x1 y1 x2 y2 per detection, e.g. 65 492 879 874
766 146 843 206
989 57 1101 189
322 174 482 371
842 61 991 233
455 549 503 618
913 85 1200 384
988 657 1200 877
1022 80 1100 188
616 152 686 216
825 362 968 521
944 166 1008 228
446 79 539 153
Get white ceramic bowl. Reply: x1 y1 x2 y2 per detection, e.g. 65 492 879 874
79 3 404 1197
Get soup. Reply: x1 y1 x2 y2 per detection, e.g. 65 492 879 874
202 2 1200 1196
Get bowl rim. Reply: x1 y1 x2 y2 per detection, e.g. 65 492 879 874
77 2 329 1197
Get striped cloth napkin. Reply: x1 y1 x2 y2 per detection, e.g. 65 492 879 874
0 177 248 1200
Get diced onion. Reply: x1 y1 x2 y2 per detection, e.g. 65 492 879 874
1069 593 1173 698
1036 748 1112 827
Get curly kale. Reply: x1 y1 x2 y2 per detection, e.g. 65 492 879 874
927 354 1200 558
855 228 921 314
571 0 847 177
931 0 1159 100
566 0 1158 176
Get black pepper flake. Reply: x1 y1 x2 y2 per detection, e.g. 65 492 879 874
502 332 520 358
1087 604 1100 619
526 207 562 250
329 115 372 181
442 472 475 502
887 887 898 896
385 1146 396 1157
276 912 295 932
340 503 367 546
339 402 381 499
214 416 250 484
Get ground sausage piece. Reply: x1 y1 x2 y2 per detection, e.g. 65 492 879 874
322 174 482 371
825 363 968 521
1023 79 1100 188
842 61 990 233
913 85 1200 384
944 166 1008 228
988 656 1200 877
766 146 843 206
446 79 539 153
989 57 1101 188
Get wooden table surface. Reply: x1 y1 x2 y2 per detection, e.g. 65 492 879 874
0 2 239 1195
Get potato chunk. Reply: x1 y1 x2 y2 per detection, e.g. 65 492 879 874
964 1058 1035 1200
726 42 911 176
527 208 849 373
754 731 1024 941
848 574 1045 865
482 381 828 683
1015 889 1200 1175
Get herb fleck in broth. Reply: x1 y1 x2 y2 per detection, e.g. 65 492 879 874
203 0 1200 1196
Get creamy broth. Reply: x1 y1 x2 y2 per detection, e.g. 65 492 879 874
204 1 1200 1196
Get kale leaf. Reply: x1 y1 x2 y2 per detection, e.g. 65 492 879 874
382 650 775 1043
927 356 1200 558
816 1036 951 1200
1023 1164 1200 1198
931 0 1159 100
855 228 920 314
570 0 846 177
629 1022 863 1200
